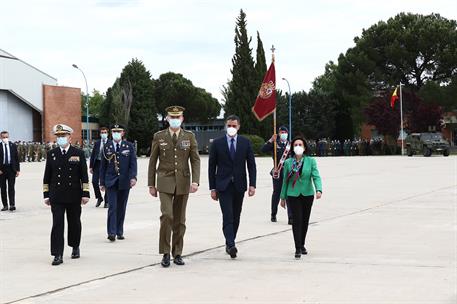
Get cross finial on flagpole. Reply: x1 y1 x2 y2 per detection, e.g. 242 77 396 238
271 45 275 62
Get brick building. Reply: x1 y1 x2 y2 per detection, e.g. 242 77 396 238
0 49 81 144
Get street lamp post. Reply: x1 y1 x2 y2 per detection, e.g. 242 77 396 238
72 64 89 145
282 77 292 140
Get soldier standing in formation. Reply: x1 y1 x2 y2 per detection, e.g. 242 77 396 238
42 124 90 266
261 126 293 224
100 124 138 242
148 106 201 268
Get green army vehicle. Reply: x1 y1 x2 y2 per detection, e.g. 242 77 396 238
405 132 450 157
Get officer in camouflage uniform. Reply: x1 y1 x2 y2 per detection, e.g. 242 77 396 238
148 106 200 268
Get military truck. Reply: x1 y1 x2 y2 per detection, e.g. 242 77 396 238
405 132 450 157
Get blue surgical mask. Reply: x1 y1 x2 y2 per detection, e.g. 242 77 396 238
112 132 122 141
280 133 288 141
57 137 68 147
169 118 182 129
100 133 108 140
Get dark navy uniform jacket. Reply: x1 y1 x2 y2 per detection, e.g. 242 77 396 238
43 146 90 204
261 139 291 162
99 140 137 190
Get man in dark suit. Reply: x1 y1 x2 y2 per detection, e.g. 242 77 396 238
0 131 20 211
208 115 257 259
89 127 109 208
100 124 137 242
43 124 90 266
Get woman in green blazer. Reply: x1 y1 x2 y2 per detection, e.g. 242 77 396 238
280 136 322 258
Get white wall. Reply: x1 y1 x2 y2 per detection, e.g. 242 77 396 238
0 50 57 113
0 91 34 141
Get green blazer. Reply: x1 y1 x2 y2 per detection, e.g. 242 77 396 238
280 156 322 199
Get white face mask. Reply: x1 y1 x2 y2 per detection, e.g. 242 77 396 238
1 138 8 144
112 132 122 142
57 136 68 147
280 133 288 141
100 133 108 140
294 145 304 156
226 127 238 137
169 118 182 129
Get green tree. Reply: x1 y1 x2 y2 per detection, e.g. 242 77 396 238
254 31 267 87
154 72 221 125
223 10 260 136
309 61 353 139
334 13 457 133
418 76 457 111
119 58 158 152
80 90 105 118
98 78 130 128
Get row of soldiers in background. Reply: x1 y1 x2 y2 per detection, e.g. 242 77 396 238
308 138 398 157
14 140 138 162
14 141 85 162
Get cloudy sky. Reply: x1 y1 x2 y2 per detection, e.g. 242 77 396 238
1 0 456 102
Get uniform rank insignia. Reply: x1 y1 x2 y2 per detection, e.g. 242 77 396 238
69 156 80 162
121 150 130 156
160 142 168 146
180 140 190 149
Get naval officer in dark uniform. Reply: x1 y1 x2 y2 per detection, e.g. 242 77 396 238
43 124 90 266
100 124 137 242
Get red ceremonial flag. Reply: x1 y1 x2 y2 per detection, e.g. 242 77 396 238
252 62 276 121
390 87 399 108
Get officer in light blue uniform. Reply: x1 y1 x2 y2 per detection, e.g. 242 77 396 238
100 124 138 242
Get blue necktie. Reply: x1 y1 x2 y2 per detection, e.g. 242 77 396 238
230 138 235 160
4 144 9 165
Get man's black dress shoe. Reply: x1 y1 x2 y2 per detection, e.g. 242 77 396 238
52 256 63 266
71 247 80 259
301 247 308 255
96 198 103 207
288 218 293 225
103 202 109 208
295 249 301 259
271 216 277 222
228 246 238 259
1 206 8 211
117 235 125 240
107 235 116 242
9 206 16 211
173 255 185 266
161 253 171 267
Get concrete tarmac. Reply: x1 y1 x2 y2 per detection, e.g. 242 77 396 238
0 155 456 303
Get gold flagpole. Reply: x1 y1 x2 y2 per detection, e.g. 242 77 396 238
271 45 277 171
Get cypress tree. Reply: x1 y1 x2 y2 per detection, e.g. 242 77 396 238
223 9 259 135
254 31 267 87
